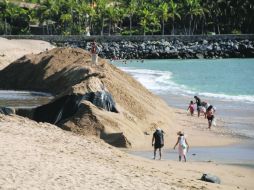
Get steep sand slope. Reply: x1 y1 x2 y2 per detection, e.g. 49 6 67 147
0 47 175 148
0 46 237 149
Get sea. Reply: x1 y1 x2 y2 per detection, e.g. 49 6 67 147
0 59 253 167
112 58 254 167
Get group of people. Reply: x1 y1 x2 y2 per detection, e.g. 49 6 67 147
151 96 217 161
152 128 189 162
187 96 216 129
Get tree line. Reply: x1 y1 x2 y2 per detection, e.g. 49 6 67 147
0 0 253 35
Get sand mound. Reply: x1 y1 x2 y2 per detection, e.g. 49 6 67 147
0 47 175 148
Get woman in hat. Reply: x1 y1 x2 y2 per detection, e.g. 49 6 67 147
173 131 189 162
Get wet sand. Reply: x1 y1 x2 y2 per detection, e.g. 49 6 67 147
1 114 254 190
159 92 254 139
130 143 254 168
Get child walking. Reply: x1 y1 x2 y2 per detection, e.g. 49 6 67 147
187 101 195 116
173 131 189 162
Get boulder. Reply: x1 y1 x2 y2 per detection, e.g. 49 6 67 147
201 173 221 184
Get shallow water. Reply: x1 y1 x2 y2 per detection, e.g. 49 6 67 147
159 93 254 139
130 143 254 168
113 59 254 102
0 90 53 108
112 59 254 139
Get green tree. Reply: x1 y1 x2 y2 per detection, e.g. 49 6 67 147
184 0 204 35
168 0 181 35
126 0 138 35
139 7 150 35
95 0 107 35
158 2 168 35
0 0 9 34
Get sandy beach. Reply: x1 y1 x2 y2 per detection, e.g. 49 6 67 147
0 38 253 190
1 114 253 190
0 37 55 70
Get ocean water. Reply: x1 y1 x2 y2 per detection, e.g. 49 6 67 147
112 59 254 139
130 143 254 168
0 90 53 108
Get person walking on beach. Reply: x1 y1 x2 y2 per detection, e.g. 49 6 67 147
206 105 216 115
207 105 216 129
173 131 189 162
187 100 195 116
194 96 202 117
152 128 164 160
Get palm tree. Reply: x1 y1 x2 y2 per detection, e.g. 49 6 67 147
0 0 9 34
149 11 160 35
95 0 107 35
36 0 59 34
158 2 168 35
126 0 137 35
5 3 21 34
139 7 150 35
168 0 181 35
185 0 204 35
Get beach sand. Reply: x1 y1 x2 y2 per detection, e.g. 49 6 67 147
0 114 253 190
0 38 253 190
0 37 55 70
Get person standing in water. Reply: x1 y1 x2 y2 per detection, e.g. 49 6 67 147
173 131 189 162
152 128 164 160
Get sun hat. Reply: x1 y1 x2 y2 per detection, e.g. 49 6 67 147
177 131 184 135
156 127 161 131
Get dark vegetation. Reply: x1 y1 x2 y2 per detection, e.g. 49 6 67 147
0 0 253 35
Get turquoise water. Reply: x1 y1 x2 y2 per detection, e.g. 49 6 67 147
112 59 254 139
113 59 254 103
113 58 254 167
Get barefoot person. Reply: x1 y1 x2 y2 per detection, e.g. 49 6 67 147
207 106 216 129
194 96 202 117
173 131 189 162
187 100 195 116
152 128 164 160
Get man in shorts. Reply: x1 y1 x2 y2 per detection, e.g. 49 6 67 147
152 128 164 160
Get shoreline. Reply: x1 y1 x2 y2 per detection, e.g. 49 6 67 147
1 38 254 189
124 91 254 170
1 114 254 190
128 142 254 169
158 92 254 140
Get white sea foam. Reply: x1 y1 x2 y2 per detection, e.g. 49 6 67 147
120 67 254 104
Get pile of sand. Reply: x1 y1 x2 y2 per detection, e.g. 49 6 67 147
0 47 175 148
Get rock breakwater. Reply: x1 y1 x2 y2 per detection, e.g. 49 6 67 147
80 39 254 59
